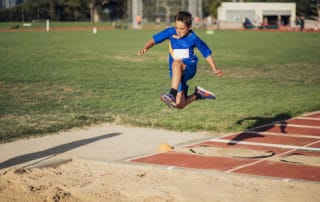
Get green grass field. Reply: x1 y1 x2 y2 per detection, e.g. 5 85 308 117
0 21 114 29
0 28 319 142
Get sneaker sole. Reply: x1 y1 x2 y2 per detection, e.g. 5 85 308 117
196 86 216 99
160 94 176 108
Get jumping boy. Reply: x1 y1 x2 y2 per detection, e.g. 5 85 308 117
138 11 223 109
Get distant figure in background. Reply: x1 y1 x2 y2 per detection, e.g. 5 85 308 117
243 17 255 29
300 16 305 32
136 15 142 26
205 15 213 30
259 17 268 29
155 17 161 25
194 16 201 29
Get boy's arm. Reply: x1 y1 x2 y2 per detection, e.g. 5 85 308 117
138 39 155 56
194 35 222 77
205 55 223 77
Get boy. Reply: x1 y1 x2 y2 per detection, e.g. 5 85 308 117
138 11 223 109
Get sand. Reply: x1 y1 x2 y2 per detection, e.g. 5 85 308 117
0 157 319 202
0 123 319 202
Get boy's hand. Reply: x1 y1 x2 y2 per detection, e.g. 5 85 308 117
138 39 155 56
214 69 223 77
138 48 147 56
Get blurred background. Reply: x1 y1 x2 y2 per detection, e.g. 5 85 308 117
0 0 319 30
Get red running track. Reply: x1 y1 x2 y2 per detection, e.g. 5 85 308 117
130 112 320 182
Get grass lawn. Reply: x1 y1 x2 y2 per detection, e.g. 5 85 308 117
0 21 114 29
0 28 319 142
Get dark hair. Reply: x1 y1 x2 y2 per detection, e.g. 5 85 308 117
174 11 193 28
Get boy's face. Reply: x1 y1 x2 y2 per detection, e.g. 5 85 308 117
174 20 191 38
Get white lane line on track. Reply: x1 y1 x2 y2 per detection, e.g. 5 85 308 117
257 123 320 129
224 139 320 173
293 117 320 121
208 138 320 152
302 111 320 117
244 131 320 139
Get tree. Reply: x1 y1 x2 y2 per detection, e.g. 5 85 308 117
139 0 182 23
203 0 221 18
309 0 320 21
0 0 318 22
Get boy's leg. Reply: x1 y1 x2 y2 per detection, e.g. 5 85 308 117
162 59 215 108
161 58 216 108
160 60 186 107
175 91 197 109
173 59 197 109
176 86 216 109
171 60 186 90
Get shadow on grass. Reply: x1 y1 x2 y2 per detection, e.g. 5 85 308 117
228 113 292 145
0 133 121 170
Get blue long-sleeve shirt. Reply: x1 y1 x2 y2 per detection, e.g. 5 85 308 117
152 27 212 61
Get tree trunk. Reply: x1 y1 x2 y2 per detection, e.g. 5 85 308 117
132 0 143 29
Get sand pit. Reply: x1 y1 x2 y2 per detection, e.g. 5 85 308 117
0 158 319 202
1 114 319 202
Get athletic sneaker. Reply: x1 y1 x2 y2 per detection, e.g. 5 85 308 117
195 86 216 99
160 93 176 108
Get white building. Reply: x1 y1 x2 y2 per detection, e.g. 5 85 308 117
217 2 296 29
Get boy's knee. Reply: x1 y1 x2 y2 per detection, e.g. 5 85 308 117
172 60 184 69
172 61 179 68
172 60 181 65
175 101 186 109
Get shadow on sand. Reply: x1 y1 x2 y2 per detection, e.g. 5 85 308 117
0 132 121 170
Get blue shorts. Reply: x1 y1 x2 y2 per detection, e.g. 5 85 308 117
169 56 198 96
